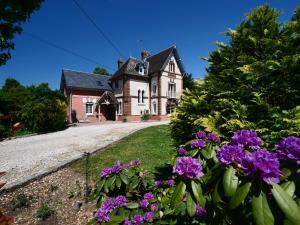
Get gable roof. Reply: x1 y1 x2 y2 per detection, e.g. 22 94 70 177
111 45 186 79
61 69 112 91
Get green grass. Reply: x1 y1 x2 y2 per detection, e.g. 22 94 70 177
71 125 175 180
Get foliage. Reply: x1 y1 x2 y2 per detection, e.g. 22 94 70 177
182 73 195 90
171 5 300 147
0 0 44 66
10 193 31 211
36 202 53 220
89 128 300 225
0 78 67 135
141 112 151 121
93 67 110 76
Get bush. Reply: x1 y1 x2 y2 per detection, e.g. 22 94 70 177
171 5 300 147
89 128 300 225
36 202 53 220
141 112 151 121
10 193 31 211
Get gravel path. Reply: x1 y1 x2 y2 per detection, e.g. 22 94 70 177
0 121 168 190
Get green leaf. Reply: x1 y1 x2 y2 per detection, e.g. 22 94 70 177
212 181 222 204
284 220 294 225
116 176 122 189
191 180 205 206
281 181 295 197
252 191 274 225
97 179 105 192
187 193 196 217
229 182 251 209
119 173 129 185
271 184 300 225
86 218 97 225
130 177 140 190
223 166 238 197
170 181 186 208
106 215 124 225
126 202 139 209
107 175 116 190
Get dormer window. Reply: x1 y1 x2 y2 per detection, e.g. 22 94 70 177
138 64 145 75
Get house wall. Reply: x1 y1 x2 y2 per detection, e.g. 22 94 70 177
129 79 150 115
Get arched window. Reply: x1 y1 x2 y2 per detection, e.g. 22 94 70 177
138 90 141 103
142 90 145 103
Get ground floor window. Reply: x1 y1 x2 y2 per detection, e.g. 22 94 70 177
152 102 157 114
86 102 93 115
116 101 122 115
166 104 176 114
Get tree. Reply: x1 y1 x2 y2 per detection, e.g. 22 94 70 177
0 0 44 66
171 5 300 146
182 73 195 90
93 67 110 76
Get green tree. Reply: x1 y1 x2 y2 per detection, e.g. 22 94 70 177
182 73 195 90
171 5 300 146
93 67 110 75
0 0 44 66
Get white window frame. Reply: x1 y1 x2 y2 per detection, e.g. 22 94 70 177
152 84 157 95
86 102 93 115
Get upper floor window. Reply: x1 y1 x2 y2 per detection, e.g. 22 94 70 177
86 102 93 115
142 90 145 103
152 84 157 95
115 80 119 88
169 61 175 72
138 90 141 103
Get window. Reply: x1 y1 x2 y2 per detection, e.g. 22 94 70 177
169 61 175 72
153 102 157 114
138 65 144 75
152 84 157 95
142 90 145 103
115 80 119 88
138 90 141 103
116 101 122 115
96 81 102 86
86 103 93 115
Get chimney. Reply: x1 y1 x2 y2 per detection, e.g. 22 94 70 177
141 50 150 60
117 58 123 69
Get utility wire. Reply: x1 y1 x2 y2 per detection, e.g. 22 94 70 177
72 0 125 59
24 31 114 71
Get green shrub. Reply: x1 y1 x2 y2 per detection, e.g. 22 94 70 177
10 193 31 211
141 112 151 121
171 5 300 147
36 202 53 220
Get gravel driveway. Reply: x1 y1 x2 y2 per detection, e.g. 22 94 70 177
0 121 168 190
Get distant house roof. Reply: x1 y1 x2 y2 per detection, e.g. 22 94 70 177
112 45 186 79
61 69 112 91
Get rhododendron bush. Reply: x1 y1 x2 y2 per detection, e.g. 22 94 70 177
88 130 300 225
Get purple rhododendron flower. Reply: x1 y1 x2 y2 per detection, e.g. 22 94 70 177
178 146 187 155
231 129 262 147
154 180 163 188
167 179 175 187
95 197 115 222
144 212 154 222
150 204 158 212
112 161 123 174
123 218 132 225
195 204 206 220
125 163 132 169
242 148 282 184
196 131 206 139
115 195 126 208
276 136 300 165
191 139 206 149
207 132 221 143
139 199 149 209
133 160 141 166
144 192 154 200
173 157 204 179
100 167 113 178
217 145 246 165
132 215 144 225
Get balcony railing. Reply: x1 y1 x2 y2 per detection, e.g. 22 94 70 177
167 91 177 98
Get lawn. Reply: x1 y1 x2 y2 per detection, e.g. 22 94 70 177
71 124 175 180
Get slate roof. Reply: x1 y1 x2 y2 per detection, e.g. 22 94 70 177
61 69 112 91
111 45 186 78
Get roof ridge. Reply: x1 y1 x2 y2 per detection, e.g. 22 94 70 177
62 68 111 77
147 45 175 59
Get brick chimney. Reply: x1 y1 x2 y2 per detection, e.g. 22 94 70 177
141 50 150 60
117 58 123 69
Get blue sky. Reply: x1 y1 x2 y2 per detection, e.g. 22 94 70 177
0 0 299 89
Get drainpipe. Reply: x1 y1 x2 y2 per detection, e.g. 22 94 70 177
69 88 72 123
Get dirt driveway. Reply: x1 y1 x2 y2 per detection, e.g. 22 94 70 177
0 121 168 190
